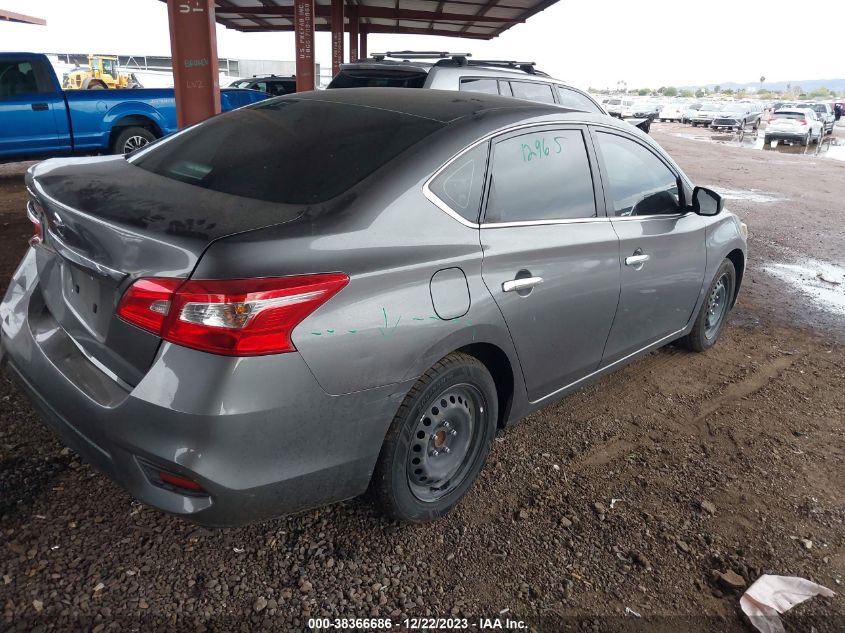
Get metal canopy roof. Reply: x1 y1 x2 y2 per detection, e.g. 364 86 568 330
199 0 559 40
0 9 47 25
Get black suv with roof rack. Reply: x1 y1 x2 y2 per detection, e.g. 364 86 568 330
327 51 652 133
228 74 296 97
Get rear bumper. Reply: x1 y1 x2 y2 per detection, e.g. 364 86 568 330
1 249 407 526
764 130 809 141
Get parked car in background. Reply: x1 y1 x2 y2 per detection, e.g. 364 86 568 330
1 89 746 526
604 97 628 116
658 100 686 122
803 102 835 134
622 100 660 118
711 102 762 131
681 102 703 123
764 108 824 146
228 75 296 97
0 53 269 160
328 52 653 132
690 102 723 127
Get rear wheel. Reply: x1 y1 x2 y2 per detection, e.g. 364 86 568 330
371 353 498 522
801 131 811 146
111 126 156 154
681 259 736 352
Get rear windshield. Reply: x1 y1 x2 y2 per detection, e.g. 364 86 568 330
328 69 427 89
131 98 443 204
773 111 807 119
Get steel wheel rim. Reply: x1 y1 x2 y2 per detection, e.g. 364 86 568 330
705 273 729 339
124 135 149 153
407 383 487 502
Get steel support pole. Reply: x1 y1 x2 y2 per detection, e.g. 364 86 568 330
331 0 345 76
294 0 316 91
359 26 368 60
348 7 359 63
166 0 220 128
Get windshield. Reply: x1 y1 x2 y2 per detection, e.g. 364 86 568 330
229 79 249 87
131 98 443 204
720 104 746 112
606 99 621 105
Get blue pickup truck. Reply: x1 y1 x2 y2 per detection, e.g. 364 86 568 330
0 52 269 160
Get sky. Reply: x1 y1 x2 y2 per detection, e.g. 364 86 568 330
1 0 841 90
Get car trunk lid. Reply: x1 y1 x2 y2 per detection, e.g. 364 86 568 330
26 156 304 386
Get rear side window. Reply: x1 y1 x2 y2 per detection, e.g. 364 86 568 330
428 143 489 222
131 99 443 204
484 129 596 223
595 131 680 217
509 81 556 104
556 87 602 113
459 78 499 95
328 70 427 89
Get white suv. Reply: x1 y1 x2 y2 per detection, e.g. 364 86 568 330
328 52 652 133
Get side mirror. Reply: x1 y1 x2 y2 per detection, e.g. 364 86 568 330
692 186 723 216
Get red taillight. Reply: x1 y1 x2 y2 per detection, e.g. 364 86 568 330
117 274 349 356
157 470 204 493
798 119 808 125
116 278 182 334
26 201 43 245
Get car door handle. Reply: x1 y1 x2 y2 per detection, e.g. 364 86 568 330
31 103 49 111
502 277 544 292
625 254 650 266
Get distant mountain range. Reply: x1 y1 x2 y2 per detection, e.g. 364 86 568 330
688 78 845 92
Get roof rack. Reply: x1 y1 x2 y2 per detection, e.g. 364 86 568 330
430 56 547 76
372 51 472 61
467 59 546 76
368 52 549 77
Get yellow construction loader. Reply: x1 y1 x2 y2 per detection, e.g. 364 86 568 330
62 55 141 90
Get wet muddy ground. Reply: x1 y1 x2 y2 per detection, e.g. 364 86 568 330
0 124 844 632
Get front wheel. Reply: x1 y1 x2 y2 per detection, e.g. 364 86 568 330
681 259 736 352
371 353 498 522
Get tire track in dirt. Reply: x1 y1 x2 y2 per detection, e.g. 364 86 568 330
569 354 799 472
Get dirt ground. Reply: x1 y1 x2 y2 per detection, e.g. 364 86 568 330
0 123 843 632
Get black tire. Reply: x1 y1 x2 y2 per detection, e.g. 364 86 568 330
111 126 156 154
801 131 810 147
371 352 498 522
681 259 736 353
764 135 771 144
81 78 107 90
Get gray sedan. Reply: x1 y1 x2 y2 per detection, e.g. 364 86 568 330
0 89 747 526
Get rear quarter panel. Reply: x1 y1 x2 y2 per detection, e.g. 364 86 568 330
192 124 525 404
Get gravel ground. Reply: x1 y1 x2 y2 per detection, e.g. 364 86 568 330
1 123 844 632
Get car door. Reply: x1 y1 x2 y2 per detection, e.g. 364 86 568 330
479 125 621 402
592 128 706 365
0 58 69 158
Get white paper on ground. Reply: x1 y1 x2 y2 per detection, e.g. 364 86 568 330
740 574 835 633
